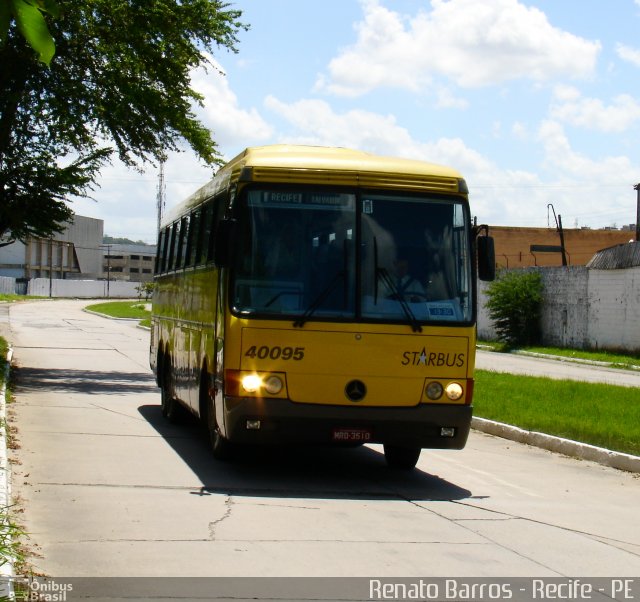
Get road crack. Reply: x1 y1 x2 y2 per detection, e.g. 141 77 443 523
208 496 234 540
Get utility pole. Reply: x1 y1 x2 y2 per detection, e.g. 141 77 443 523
547 204 568 266
634 183 640 242
157 161 166 234
100 244 112 298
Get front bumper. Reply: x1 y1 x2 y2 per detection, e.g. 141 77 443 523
222 396 472 449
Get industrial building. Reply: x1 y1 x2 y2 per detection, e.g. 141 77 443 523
102 244 156 282
0 214 157 285
0 215 104 282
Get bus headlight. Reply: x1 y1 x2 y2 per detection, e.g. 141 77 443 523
445 382 463 401
264 375 283 395
425 381 443 400
241 374 262 393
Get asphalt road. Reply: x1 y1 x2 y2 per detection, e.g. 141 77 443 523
3 300 640 581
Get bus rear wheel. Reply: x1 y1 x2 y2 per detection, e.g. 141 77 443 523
383 444 421 470
160 358 183 423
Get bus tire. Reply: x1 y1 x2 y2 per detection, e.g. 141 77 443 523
203 376 234 461
383 444 421 470
160 357 183 423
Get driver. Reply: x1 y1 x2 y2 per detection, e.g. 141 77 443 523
385 258 425 302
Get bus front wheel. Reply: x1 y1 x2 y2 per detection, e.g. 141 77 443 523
383 444 421 470
206 394 234 461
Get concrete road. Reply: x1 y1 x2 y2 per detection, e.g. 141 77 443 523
476 348 640 387
3 300 640 578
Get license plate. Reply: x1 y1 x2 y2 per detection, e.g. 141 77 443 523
332 428 372 442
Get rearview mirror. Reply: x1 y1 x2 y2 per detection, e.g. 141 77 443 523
477 235 496 281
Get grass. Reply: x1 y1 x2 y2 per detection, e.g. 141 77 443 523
0 338 6 388
85 300 151 321
0 337 24 572
473 369 640 457
479 340 640 370
0 294 44 302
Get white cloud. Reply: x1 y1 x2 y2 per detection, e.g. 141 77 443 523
264 95 491 174
316 0 601 97
538 120 635 181
550 86 640 132
190 58 273 148
262 95 560 225
616 43 640 67
511 122 529 140
435 86 469 109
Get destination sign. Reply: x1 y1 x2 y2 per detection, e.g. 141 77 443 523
249 190 354 209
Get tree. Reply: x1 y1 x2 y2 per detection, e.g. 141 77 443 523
485 270 543 347
0 0 247 246
0 0 59 65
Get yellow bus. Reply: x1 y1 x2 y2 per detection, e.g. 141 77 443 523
150 145 495 469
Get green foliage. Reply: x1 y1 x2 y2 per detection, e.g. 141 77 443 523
136 281 155 300
485 269 543 347
0 0 247 244
103 235 151 246
0 0 59 65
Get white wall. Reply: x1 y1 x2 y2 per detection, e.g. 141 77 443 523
27 278 141 298
587 268 640 350
0 277 15 294
478 266 640 352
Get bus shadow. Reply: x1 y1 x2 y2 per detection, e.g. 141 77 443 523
138 404 473 503
13 366 158 396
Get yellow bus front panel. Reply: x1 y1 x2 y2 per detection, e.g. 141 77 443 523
235 325 471 407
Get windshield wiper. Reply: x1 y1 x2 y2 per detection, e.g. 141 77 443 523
374 237 422 333
293 271 344 328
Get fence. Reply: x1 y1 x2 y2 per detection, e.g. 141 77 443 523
0 277 142 299
478 266 640 352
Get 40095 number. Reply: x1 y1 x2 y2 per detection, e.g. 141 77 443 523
244 346 305 361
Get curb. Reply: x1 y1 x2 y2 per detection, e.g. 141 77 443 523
0 348 14 599
81 308 142 321
477 345 640 371
472 416 640 473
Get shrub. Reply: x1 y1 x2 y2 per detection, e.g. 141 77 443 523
485 270 543 347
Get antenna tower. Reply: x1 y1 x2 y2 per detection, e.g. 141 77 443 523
156 162 166 233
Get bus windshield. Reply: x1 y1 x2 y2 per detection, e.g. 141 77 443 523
231 187 472 325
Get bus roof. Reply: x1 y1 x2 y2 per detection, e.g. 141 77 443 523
228 145 463 177
162 145 466 226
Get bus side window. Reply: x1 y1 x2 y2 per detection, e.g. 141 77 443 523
161 226 171 273
155 230 164 274
207 197 223 263
175 216 189 269
167 221 179 271
199 202 214 264
188 209 201 267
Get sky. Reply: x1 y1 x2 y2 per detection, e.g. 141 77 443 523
72 0 640 243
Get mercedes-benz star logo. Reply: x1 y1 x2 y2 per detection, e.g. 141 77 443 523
345 380 367 402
